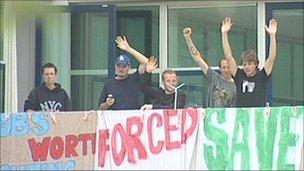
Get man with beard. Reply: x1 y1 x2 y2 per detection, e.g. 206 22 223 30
98 36 148 110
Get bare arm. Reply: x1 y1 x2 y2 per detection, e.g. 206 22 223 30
221 17 238 76
115 36 148 74
115 36 148 64
264 19 278 76
183 28 209 75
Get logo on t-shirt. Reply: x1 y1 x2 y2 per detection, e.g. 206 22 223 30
212 84 235 107
242 80 255 93
40 101 63 112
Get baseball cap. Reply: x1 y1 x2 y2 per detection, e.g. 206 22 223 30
115 54 131 66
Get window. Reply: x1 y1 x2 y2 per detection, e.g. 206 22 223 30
168 5 257 68
0 1 4 112
267 4 304 106
37 5 116 111
70 12 110 110
168 4 257 106
117 6 159 104
0 0 3 62
0 63 4 113
117 6 159 63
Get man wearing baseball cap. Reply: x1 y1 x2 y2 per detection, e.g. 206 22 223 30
98 36 148 110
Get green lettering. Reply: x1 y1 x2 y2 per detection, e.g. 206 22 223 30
227 108 250 169
277 107 296 170
204 108 228 170
255 107 277 169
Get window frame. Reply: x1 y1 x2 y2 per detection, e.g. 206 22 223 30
265 2 304 105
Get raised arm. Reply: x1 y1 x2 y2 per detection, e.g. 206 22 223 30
139 57 159 98
115 36 148 64
264 19 277 76
221 17 238 76
183 28 209 75
115 36 148 73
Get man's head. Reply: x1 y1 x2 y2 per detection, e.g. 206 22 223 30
115 54 131 79
162 70 179 94
218 59 232 80
42 63 57 86
241 50 259 77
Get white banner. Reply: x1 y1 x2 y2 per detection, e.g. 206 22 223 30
94 108 201 170
93 107 303 170
195 107 304 170
2 107 302 170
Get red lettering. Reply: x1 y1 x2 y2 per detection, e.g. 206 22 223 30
78 133 92 156
50 136 64 160
92 133 96 155
181 108 198 144
125 116 147 163
164 109 181 150
147 113 164 154
65 134 79 157
28 137 51 162
111 123 126 166
98 129 110 167
28 132 97 163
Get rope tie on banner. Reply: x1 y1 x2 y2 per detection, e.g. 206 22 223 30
50 112 58 124
100 110 109 129
83 110 94 121
201 109 206 121
265 102 271 119
291 106 297 117
141 112 145 123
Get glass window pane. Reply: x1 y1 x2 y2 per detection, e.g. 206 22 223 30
178 71 207 107
168 6 257 67
70 11 111 111
71 12 109 70
117 6 159 67
0 63 4 113
272 9 304 106
0 0 2 61
294 44 303 103
41 12 71 90
272 42 292 103
71 75 108 111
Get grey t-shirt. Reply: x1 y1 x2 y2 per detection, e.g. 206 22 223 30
206 68 236 108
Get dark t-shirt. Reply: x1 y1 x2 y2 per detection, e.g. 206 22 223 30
98 72 141 110
139 72 186 109
234 68 270 107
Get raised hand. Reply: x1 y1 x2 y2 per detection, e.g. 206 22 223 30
183 27 192 37
221 17 234 34
115 36 130 51
145 56 158 73
265 19 277 35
